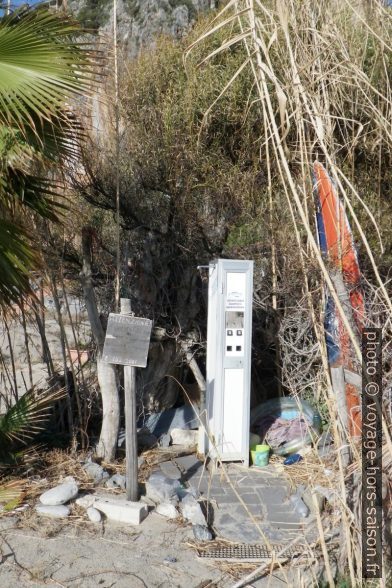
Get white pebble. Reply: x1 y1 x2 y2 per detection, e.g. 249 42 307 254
39 479 78 506
76 494 97 509
87 507 102 523
36 505 70 518
156 502 178 519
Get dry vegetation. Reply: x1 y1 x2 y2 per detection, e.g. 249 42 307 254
1 1 391 585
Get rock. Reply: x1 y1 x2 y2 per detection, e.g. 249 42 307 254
192 524 212 541
177 487 199 500
140 495 156 508
302 487 325 514
289 487 309 518
145 471 181 504
94 496 148 525
118 428 156 450
170 428 198 447
249 432 261 447
36 505 70 519
156 502 178 519
180 493 206 526
138 456 145 468
159 460 182 480
314 485 339 506
159 433 171 448
163 556 177 564
83 460 109 483
76 494 97 509
87 507 102 523
139 406 199 437
39 479 78 506
106 474 126 490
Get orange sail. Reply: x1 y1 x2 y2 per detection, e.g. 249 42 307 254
313 162 363 437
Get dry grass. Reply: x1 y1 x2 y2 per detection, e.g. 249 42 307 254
187 1 392 584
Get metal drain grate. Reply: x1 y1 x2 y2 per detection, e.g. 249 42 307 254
197 544 301 563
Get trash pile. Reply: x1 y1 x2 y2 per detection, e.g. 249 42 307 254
250 397 322 456
258 414 310 448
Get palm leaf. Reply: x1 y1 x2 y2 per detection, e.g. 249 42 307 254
0 217 38 307
0 6 96 133
1 168 67 222
0 480 24 512
0 386 66 454
0 5 99 306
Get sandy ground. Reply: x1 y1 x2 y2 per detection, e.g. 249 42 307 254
0 511 225 588
0 509 305 588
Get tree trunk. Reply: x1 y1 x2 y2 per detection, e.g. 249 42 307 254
80 227 119 461
96 357 120 460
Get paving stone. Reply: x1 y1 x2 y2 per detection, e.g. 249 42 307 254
159 460 182 480
213 512 238 527
187 476 212 495
213 492 240 505
239 492 262 505
174 455 204 473
235 503 264 518
218 521 264 544
256 486 289 504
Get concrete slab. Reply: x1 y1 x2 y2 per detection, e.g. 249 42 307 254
94 496 148 525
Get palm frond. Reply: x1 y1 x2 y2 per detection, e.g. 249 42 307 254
0 386 66 450
0 217 38 307
0 480 24 511
0 6 96 133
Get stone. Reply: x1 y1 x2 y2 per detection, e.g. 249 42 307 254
86 507 102 523
159 433 171 448
314 485 339 506
249 432 261 446
106 474 126 490
39 479 78 506
159 461 182 480
180 493 206 526
138 456 145 468
145 471 181 504
36 505 70 519
156 502 178 519
302 487 325 514
76 494 97 509
140 495 156 508
83 460 109 483
94 496 148 525
170 428 198 447
139 406 198 437
192 524 212 541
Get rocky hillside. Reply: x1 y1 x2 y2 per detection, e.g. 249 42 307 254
69 0 218 58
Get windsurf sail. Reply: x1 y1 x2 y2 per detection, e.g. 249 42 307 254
313 161 363 437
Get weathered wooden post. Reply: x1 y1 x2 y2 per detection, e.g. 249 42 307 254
102 298 152 502
120 298 138 501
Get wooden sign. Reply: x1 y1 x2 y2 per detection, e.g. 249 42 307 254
102 314 152 367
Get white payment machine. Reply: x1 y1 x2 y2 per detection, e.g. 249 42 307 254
201 259 253 465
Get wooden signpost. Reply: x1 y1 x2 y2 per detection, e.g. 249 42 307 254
102 299 152 501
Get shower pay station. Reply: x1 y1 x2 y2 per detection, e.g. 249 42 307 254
201 259 253 466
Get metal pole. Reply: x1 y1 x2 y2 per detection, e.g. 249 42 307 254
120 298 138 501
